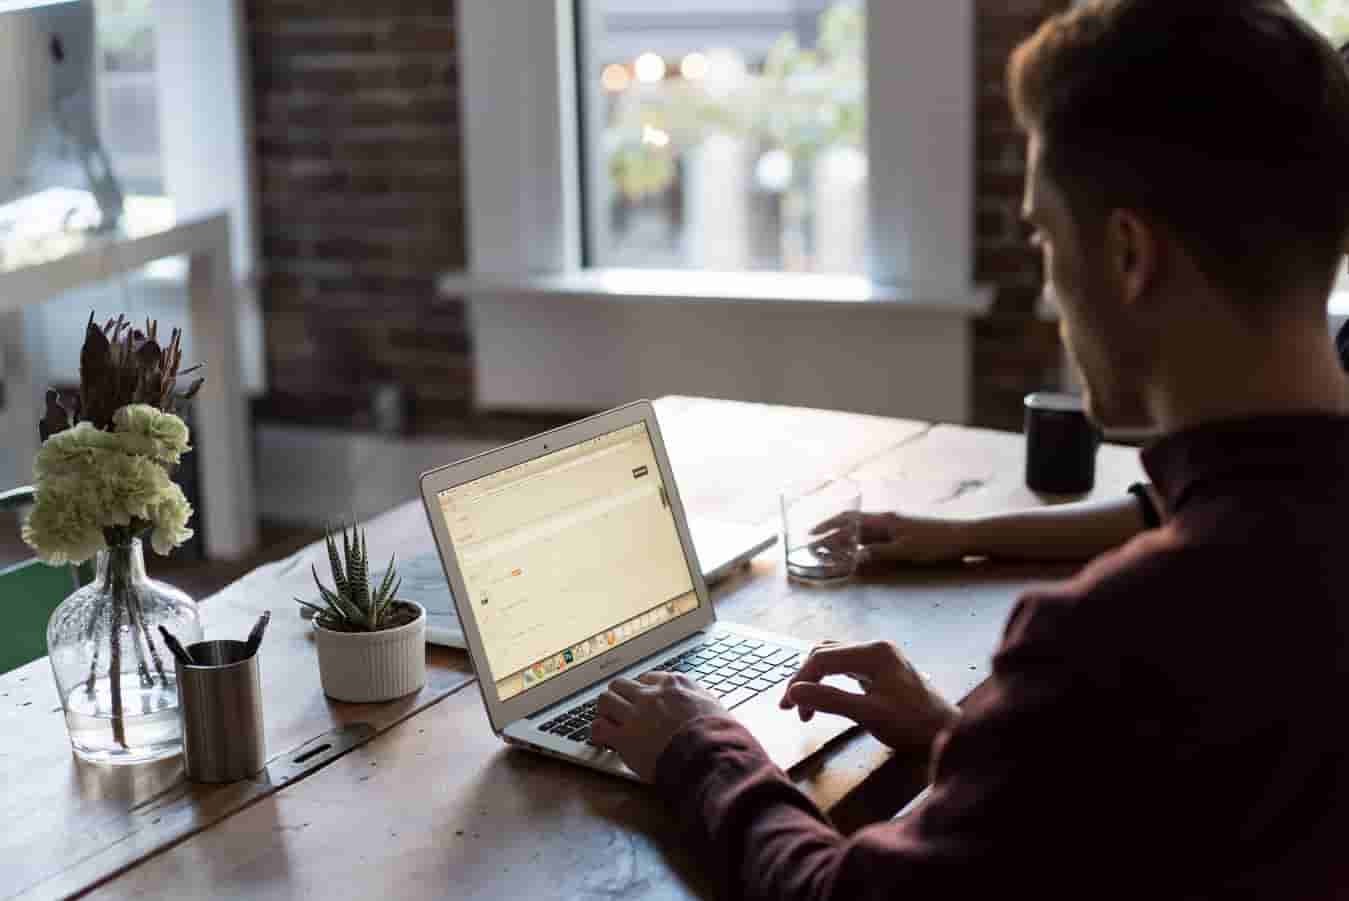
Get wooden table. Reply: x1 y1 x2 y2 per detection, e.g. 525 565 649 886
0 397 1146 900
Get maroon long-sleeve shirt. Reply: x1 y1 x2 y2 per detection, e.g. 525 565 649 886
655 415 1349 899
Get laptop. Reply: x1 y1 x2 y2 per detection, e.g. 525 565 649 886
694 519 778 586
418 400 855 780
382 518 776 650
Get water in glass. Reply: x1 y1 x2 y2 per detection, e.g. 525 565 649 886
781 481 861 584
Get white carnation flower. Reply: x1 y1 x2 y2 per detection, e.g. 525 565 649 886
148 484 195 557
113 405 191 465
21 473 107 565
24 417 197 564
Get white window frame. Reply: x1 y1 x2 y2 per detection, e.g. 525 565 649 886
450 0 987 424
454 0 979 299
151 0 257 285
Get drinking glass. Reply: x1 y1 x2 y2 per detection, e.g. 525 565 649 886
780 480 862 585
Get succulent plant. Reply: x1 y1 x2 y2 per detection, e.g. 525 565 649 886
297 522 413 632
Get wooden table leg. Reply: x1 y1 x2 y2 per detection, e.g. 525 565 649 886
0 310 45 490
187 221 258 559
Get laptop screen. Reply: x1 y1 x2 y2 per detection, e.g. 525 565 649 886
435 422 700 701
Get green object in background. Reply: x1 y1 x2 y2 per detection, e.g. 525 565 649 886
0 559 77 675
0 485 92 675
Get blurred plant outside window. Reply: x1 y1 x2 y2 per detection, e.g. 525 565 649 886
95 0 163 196
583 1 867 275
1287 0 1349 289
1288 0 1349 43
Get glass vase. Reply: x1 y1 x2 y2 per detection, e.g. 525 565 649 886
46 539 201 765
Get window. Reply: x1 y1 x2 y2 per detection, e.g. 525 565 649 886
457 3 972 290
1287 0 1349 292
1288 0 1349 44
95 0 162 196
577 1 867 274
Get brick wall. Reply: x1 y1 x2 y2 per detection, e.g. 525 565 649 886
246 1 1066 433
246 1 469 431
972 0 1071 431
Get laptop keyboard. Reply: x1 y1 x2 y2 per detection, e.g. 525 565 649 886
537 633 803 744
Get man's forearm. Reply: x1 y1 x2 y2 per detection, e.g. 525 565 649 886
656 717 867 901
654 717 958 901
957 493 1148 562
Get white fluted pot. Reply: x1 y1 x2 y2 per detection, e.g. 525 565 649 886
312 602 426 703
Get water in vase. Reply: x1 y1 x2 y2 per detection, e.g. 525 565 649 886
63 674 183 765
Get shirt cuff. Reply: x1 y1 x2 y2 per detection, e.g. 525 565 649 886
653 714 766 804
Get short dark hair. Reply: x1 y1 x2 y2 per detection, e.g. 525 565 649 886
1009 1 1349 311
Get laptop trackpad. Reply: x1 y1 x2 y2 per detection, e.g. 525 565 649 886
733 675 858 772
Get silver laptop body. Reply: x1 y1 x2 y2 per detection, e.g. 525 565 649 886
418 400 853 781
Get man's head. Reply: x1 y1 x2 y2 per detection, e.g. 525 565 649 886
1009 1 1349 430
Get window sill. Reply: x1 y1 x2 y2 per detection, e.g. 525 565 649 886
438 268 993 317
1330 289 1349 333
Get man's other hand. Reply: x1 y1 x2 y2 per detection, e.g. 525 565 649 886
779 641 959 752
591 672 727 781
811 511 972 568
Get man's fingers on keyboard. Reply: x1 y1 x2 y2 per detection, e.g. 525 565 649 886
597 691 633 723
637 671 674 686
607 677 644 701
590 715 617 746
780 642 844 708
793 643 877 687
781 667 818 709
787 682 868 722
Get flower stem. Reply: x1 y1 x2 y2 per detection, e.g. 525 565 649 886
122 587 154 689
129 589 168 686
83 603 102 697
106 544 134 749
108 589 127 749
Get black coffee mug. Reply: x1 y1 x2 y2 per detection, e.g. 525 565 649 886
1024 392 1101 495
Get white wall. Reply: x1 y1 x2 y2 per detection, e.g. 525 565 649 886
471 295 974 423
865 0 974 291
153 0 258 281
254 426 499 527
459 0 581 275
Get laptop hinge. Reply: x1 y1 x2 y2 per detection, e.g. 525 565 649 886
524 683 592 720
521 627 715 722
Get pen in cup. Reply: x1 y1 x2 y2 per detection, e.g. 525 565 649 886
244 611 271 658
158 625 196 666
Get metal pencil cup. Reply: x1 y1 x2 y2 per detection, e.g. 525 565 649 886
176 640 266 783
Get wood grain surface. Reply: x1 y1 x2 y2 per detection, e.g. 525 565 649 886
68 397 1147 901
1 500 473 901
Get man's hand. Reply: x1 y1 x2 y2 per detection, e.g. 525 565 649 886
812 511 972 568
591 672 727 781
780 641 960 752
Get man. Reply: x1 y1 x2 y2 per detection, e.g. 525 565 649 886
591 3 1349 898
760 41 1349 572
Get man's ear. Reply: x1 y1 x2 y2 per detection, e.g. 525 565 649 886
1106 209 1158 308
